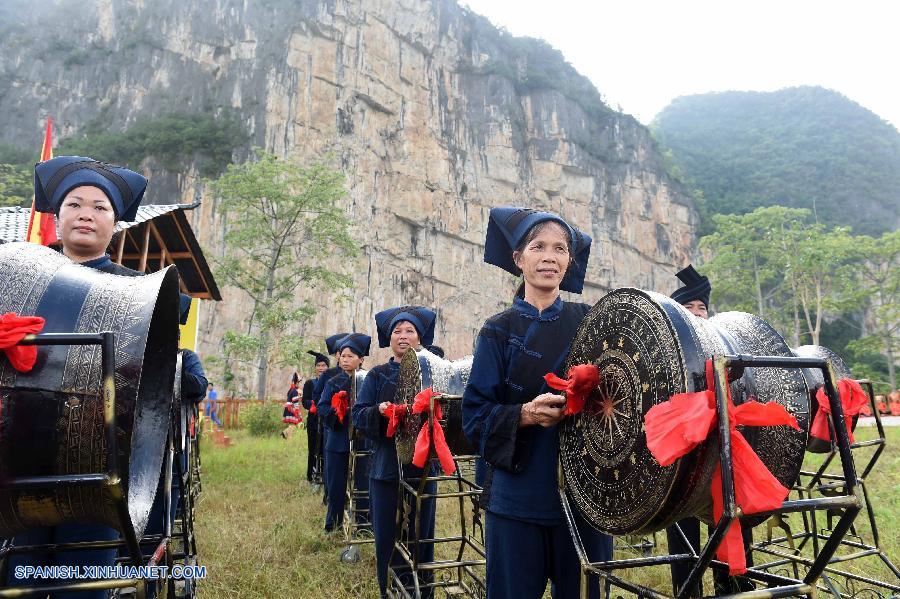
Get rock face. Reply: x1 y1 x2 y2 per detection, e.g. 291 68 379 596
0 0 698 396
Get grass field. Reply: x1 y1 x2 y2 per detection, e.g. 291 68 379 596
193 425 900 598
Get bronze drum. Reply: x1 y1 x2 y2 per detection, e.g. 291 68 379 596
559 288 810 536
394 348 475 464
793 345 856 453
0 242 180 538
349 369 369 444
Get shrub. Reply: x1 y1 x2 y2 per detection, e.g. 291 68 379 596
242 402 283 437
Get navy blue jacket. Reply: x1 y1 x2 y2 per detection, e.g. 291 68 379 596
82 254 143 277
313 366 341 402
353 359 402 481
318 371 372 454
462 296 589 524
180 348 208 404
301 379 315 410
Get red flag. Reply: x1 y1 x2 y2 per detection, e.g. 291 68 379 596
26 118 58 246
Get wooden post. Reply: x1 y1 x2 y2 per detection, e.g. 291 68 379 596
115 232 126 265
137 225 151 273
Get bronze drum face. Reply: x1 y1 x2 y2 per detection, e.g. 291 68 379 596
559 288 809 536
394 348 474 464
0 242 179 538
793 345 854 453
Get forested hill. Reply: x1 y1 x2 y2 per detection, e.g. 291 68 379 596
652 86 900 235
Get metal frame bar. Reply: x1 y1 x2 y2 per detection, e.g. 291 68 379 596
559 353 864 599
388 393 486 598
750 378 900 594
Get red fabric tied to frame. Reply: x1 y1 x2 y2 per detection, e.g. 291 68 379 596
811 378 868 444
384 403 407 438
411 388 456 475
331 390 349 424
543 364 600 416
0 313 45 373
309 401 317 415
644 359 800 575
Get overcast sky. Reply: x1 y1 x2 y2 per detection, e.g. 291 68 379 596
461 0 899 129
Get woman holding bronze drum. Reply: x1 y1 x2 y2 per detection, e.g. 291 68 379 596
462 207 613 599
353 306 439 599
5 156 149 598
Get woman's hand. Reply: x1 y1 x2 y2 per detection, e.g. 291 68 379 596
519 393 566 428
378 401 391 416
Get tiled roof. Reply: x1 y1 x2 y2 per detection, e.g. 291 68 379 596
0 206 30 244
0 204 220 300
0 204 188 242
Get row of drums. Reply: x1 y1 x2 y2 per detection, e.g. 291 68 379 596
0 244 853 544
387 288 854 537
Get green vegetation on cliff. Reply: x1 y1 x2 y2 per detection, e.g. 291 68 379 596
58 112 248 177
652 86 900 236
459 13 612 121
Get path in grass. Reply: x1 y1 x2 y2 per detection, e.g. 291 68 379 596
193 427 900 597
194 430 381 598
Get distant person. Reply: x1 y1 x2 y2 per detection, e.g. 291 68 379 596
282 373 303 439
303 351 330 483
205 382 222 428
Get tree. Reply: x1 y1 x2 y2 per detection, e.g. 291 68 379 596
700 206 859 346
789 225 859 346
0 164 32 207
210 150 357 399
700 206 810 341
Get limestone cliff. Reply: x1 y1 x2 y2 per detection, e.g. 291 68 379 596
0 0 698 395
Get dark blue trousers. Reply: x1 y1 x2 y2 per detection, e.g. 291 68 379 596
324 450 371 532
484 511 612 599
370 478 436 599
6 524 119 599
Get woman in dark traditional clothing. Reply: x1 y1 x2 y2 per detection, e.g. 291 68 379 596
462 207 613 599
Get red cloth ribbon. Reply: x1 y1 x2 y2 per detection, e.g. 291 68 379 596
411 388 456 475
543 364 600 416
331 390 348 424
811 378 868 444
384 403 408 438
309 401 317 415
644 359 800 575
0 313 45 373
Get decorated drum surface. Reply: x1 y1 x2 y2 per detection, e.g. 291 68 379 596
0 242 179 538
559 288 809 535
394 348 474 464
